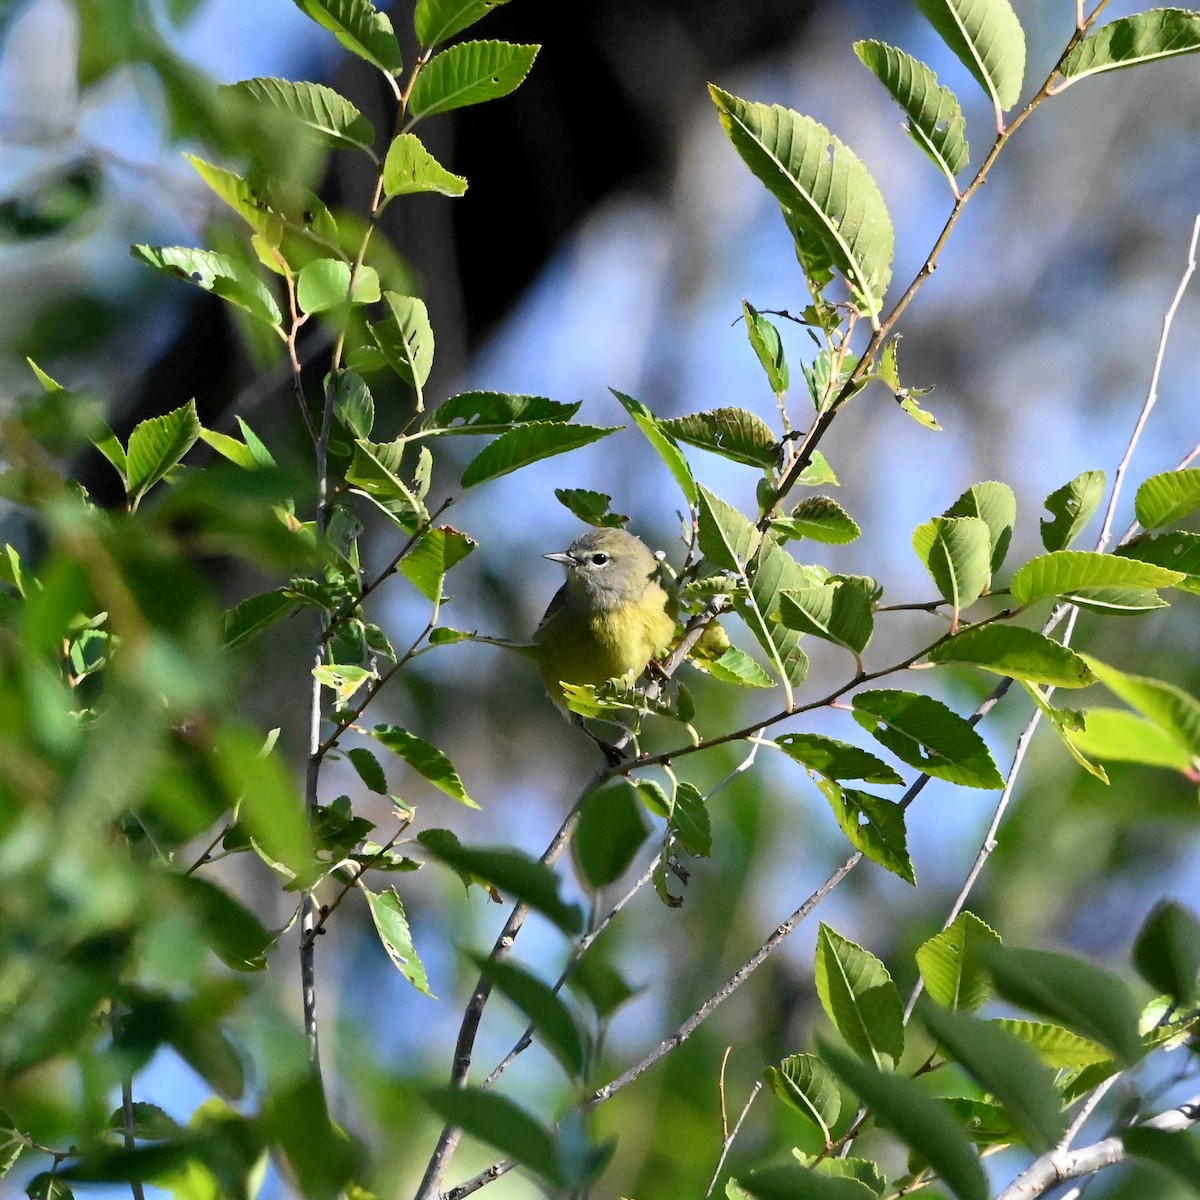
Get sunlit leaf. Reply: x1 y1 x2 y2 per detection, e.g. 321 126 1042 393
915 0 1026 113
222 77 376 150
928 625 1096 688
916 911 1000 1013
1039 470 1105 551
416 0 512 46
364 887 434 996
383 132 468 197
409 40 539 119
293 0 402 73
460 422 620 487
1060 9 1200 85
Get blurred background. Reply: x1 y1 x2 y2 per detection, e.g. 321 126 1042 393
1 0 1199 1195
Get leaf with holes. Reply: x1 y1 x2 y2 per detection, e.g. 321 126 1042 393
364 887 434 995
1039 470 1105 551
409 40 539 119
818 780 914 884
132 245 282 327
383 133 468 198
660 407 779 469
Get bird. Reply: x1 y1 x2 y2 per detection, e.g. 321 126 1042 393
533 527 677 711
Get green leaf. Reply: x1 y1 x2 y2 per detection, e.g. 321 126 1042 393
991 1020 1109 1067
1023 685 1110 784
1135 468 1200 529
797 451 839 487
610 389 697 504
553 488 627 529
223 589 296 649
1010 550 1183 608
775 732 903 784
574 784 649 888
469 954 585 1077
928 625 1096 688
819 1040 988 1200
1060 10 1200 85
26 1173 75 1200
383 132 468 198
710 86 894 323
1071 707 1194 772
915 0 1026 113
741 537 814 699
916 911 1001 1013
774 496 861 545
813 924 904 1069
398 526 477 601
132 244 282 327
292 0 402 73
0 160 99 244
125 399 202 505
743 301 789 395
920 999 1065 1152
1040 470 1106 551
198 427 260 470
347 746 387 794
334 371 374 440
371 725 475 806
0 1109 22 1180
297 259 379 313
854 41 969 186
1119 531 1200 594
738 1163 877 1200
460 422 619 488
778 580 873 656
818 780 914 884
363 887 434 996
372 292 434 406
169 874 273 972
670 781 712 858
660 407 779 469
696 485 761 572
409 40 539 119
421 1089 567 1188
912 516 991 614
1134 900 1200 1004
980 943 1144 1067
222 76 376 150
945 481 1016 574
417 829 584 933
1082 655 1200 757
346 440 427 528
1122 1126 1200 1191
763 1054 841 1142
416 0 512 46
852 690 1004 789
423 390 579 433
690 645 774 688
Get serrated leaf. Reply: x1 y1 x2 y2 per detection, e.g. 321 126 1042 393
199 427 260 469
422 390 579 433
945 481 1015 574
912 515 991 614
347 747 387 794
1023 683 1110 783
314 663 373 701
778 580 873 656
818 780 914 884
131 245 282 327
852 690 1004 788
710 86 894 323
670 781 712 858
854 40 969 186
696 485 761 572
364 887 434 996
774 496 861 544
346 439 428 528
383 132 467 198
740 537 815 700
1135 468 1200 530
372 292 434 406
915 0 1026 114
553 488 627 529
661 407 779 469
1071 708 1195 771
1082 655 1200 757
690 645 774 688
222 76 376 150
1011 550 1183 607
1060 9 1200 85
1119 531 1200 594
928 625 1096 688
813 924 905 1069
470 953 585 1077
797 451 839 487
980 943 1144 1066
776 732 904 784
460 422 619 488
398 526 477 601
416 0 511 46
125 399 202 504
371 725 475 806
819 1040 988 1200
991 1020 1109 1067
0 1109 22 1180
1134 900 1200 1004
764 1054 841 1142
297 259 379 313
418 829 583 933
920 1000 1065 1152
409 40 539 119
334 371 374 440
293 0 402 73
917 912 1001 1013
743 301 789 395
1040 470 1106 551
223 589 296 649
610 389 696 504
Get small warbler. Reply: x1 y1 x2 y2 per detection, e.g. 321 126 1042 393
534 528 677 708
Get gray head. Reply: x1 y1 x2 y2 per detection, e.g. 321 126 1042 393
544 528 660 612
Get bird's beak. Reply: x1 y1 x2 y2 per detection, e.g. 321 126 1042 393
543 551 574 566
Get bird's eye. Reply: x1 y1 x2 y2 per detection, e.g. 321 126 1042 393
590 552 609 565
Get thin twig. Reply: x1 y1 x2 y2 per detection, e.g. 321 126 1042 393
706 1080 762 1199
120 1077 146 1200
